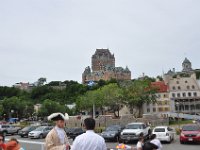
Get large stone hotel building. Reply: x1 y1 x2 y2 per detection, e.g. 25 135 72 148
82 49 131 84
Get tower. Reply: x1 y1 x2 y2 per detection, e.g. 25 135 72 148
182 57 193 72
91 49 115 72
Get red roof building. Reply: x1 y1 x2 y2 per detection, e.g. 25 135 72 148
151 81 168 93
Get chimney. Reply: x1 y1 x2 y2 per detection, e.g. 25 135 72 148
173 68 175 73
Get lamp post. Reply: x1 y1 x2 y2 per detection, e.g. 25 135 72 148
176 102 180 129
88 81 96 119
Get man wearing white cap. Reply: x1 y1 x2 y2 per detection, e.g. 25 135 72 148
45 113 70 150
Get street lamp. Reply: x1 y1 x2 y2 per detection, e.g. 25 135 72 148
88 80 96 119
176 102 180 129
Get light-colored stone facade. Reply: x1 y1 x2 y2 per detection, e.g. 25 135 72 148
163 58 200 115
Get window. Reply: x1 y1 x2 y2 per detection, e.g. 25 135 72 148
165 107 169 111
172 86 176 90
153 108 156 112
192 85 195 89
188 92 191 97
147 108 150 113
158 108 163 112
177 93 181 97
178 86 181 90
157 94 161 98
163 94 166 98
182 93 186 97
185 81 188 83
172 93 175 98
176 81 179 84
187 86 190 90
194 92 197 97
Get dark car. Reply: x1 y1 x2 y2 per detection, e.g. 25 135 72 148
65 128 85 140
18 126 38 138
101 125 124 141
180 124 200 144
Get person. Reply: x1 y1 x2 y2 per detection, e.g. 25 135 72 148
143 141 158 150
136 136 144 150
0 134 6 150
71 118 107 150
45 113 70 150
5 138 24 150
150 134 162 150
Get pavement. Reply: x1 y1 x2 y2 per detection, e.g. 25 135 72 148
5 135 200 150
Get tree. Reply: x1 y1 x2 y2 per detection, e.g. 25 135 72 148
2 97 34 119
0 86 21 100
99 84 123 117
122 79 156 117
38 99 66 117
37 77 47 86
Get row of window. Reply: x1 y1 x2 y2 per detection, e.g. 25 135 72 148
172 85 195 90
172 92 197 98
147 107 170 113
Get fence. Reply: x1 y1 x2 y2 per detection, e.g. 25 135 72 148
66 115 169 128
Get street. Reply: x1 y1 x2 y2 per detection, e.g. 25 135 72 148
5 135 200 150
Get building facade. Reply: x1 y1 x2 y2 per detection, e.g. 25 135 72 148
82 49 131 83
163 58 200 115
143 81 171 117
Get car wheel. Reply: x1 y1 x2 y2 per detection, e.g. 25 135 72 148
39 134 43 139
21 135 24 138
180 140 184 144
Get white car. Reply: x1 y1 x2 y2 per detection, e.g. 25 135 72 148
120 122 151 142
152 126 175 143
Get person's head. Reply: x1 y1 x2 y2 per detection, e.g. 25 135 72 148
150 134 156 140
56 120 65 128
0 134 4 144
84 118 95 130
48 113 67 128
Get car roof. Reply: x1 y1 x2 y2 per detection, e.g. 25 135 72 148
154 126 168 129
128 122 144 125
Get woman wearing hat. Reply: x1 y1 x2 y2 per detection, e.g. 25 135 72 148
45 113 70 150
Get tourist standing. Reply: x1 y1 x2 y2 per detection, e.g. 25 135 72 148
45 113 70 150
71 118 107 150
0 134 6 150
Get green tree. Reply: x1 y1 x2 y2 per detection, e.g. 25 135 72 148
2 97 34 119
123 79 156 117
38 99 66 117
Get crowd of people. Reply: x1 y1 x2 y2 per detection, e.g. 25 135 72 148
1 112 163 150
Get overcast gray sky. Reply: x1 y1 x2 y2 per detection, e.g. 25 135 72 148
0 0 200 86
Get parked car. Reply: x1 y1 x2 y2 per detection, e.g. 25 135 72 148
180 124 200 144
152 126 175 143
101 125 124 141
28 126 53 139
65 128 85 140
18 126 38 138
0 124 19 136
120 122 151 142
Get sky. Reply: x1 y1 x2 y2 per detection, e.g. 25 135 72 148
0 0 200 86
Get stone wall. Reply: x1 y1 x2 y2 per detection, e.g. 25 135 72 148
65 115 169 128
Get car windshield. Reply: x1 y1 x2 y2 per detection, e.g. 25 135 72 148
154 128 165 132
182 125 200 131
22 126 31 131
126 124 143 129
34 126 46 131
106 127 119 131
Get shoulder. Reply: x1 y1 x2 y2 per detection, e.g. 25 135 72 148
46 128 56 138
